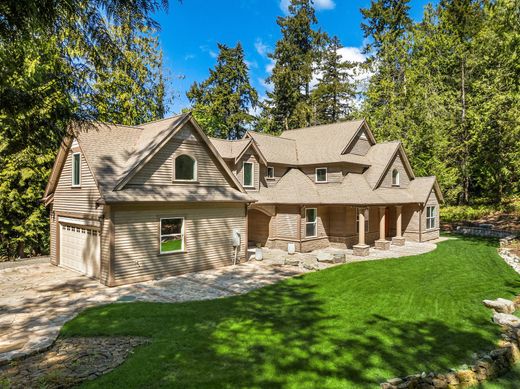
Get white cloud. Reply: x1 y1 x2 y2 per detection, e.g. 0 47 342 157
209 50 218 59
265 59 275 75
280 0 335 14
245 60 258 69
184 53 195 60
255 39 269 57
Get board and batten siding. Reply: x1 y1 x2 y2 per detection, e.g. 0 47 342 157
53 147 103 217
111 203 246 285
380 152 411 188
129 123 232 188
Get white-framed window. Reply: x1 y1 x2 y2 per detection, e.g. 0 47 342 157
359 131 367 140
426 206 436 230
356 208 370 233
160 217 185 253
174 155 197 181
243 162 254 187
72 152 81 187
392 169 400 187
305 208 317 237
266 166 275 179
315 168 327 183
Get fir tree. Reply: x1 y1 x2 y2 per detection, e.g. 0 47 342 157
187 42 258 139
265 0 326 132
312 36 357 124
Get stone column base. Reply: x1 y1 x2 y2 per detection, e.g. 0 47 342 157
353 244 370 256
375 239 391 250
392 237 406 246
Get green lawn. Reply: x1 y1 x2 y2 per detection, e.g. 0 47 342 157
62 236 520 388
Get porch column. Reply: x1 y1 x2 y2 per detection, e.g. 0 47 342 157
392 205 406 246
375 206 390 250
353 207 369 256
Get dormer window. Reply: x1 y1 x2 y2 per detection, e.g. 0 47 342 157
359 131 367 140
174 155 197 181
243 162 254 187
315 168 327 183
72 152 81 187
392 169 400 187
266 166 275 180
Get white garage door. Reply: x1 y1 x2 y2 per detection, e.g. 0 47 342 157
60 223 100 278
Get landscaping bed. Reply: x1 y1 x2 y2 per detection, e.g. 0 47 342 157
51 237 520 388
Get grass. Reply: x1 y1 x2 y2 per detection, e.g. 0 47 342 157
62 236 520 388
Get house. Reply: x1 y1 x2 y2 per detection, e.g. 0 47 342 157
44 113 442 287
210 119 442 255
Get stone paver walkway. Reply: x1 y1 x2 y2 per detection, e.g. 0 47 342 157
0 261 300 365
0 256 49 271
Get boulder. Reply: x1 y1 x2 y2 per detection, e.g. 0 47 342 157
302 257 320 271
284 257 300 266
333 253 346 263
316 252 334 263
483 298 516 314
493 312 520 327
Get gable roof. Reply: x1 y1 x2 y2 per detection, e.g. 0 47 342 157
45 114 254 204
245 131 298 165
209 137 268 166
363 142 415 189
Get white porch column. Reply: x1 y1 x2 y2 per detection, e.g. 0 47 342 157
353 207 369 256
392 205 406 246
375 206 390 250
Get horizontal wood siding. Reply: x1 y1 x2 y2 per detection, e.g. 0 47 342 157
99 207 112 285
129 124 231 188
380 152 411 188
274 205 300 239
53 147 103 216
259 164 290 188
301 166 344 183
420 189 440 241
112 203 246 284
236 153 260 191
301 206 328 239
349 133 371 155
49 208 57 263
248 210 271 246
402 204 421 236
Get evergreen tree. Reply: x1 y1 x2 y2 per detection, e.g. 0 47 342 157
187 42 258 139
265 0 325 132
312 36 357 124
91 22 166 126
361 0 412 141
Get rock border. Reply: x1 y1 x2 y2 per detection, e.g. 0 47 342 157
380 298 520 388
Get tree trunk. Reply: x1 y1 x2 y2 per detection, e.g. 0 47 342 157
461 57 470 204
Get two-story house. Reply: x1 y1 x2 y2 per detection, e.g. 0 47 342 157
44 114 441 287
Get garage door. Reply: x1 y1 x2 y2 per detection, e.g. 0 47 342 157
60 222 100 278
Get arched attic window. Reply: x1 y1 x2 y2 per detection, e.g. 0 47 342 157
392 169 400 187
174 155 197 181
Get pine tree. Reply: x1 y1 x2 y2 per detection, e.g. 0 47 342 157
187 42 258 139
265 0 326 132
91 22 166 126
312 36 357 124
360 0 412 141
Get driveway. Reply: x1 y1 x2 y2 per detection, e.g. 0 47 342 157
0 261 301 364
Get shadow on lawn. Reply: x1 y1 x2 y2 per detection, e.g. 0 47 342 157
70 274 503 388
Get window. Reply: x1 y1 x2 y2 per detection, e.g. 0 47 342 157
356 208 370 233
243 162 254 187
426 206 436 230
315 168 327 183
266 166 275 179
305 208 317 237
160 218 184 253
72 152 81 187
392 169 400 187
359 131 367 140
174 155 196 181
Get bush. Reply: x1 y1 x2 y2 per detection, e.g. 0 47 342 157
440 197 520 223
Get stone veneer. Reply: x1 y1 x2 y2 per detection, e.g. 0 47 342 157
380 297 520 388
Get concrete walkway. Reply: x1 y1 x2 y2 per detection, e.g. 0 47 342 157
0 239 445 365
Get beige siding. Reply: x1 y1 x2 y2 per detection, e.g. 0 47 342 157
273 205 300 239
259 164 290 188
248 210 271 246
99 206 112 285
53 147 103 216
129 124 232 188
111 203 246 285
300 166 344 184
348 132 371 155
420 189 440 241
380 152 411 188
402 204 421 241
49 207 57 264
235 153 260 191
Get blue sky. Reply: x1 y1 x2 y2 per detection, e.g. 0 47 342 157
154 0 433 114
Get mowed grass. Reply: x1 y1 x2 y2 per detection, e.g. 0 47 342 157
62 236 520 388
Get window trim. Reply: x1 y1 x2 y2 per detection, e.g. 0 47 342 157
315 167 328 183
356 208 370 233
71 152 81 187
266 166 275 180
359 131 367 140
426 206 436 230
159 217 185 254
392 169 400 187
243 161 254 188
173 154 197 182
305 208 318 238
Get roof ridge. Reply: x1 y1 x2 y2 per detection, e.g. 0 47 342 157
282 119 365 133
139 113 187 127
209 137 250 143
93 121 143 130
247 131 296 142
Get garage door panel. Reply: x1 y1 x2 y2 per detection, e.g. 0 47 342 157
60 224 100 278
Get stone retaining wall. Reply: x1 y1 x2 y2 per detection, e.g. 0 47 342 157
453 225 518 239
381 298 520 388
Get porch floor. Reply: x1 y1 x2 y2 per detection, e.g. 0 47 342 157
248 237 450 271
